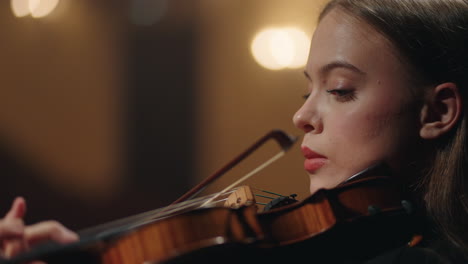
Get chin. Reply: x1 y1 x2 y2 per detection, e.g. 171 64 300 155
309 180 327 195
308 171 347 194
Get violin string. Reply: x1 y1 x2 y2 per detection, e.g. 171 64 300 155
124 198 232 229
254 194 276 200
125 198 231 229
200 152 286 208
80 193 230 236
138 197 230 222
251 187 287 197
144 196 229 221
154 189 235 213
123 189 237 231
136 149 286 222
79 132 295 239
133 133 293 226
78 189 236 237
129 190 234 223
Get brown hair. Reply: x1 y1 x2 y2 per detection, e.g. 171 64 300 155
319 0 468 254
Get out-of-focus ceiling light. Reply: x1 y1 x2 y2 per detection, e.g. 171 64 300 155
11 0 60 18
251 27 310 71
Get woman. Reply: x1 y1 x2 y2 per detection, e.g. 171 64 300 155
0 197 78 261
2 0 467 263
293 0 467 262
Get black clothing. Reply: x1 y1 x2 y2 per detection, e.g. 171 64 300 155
365 239 467 264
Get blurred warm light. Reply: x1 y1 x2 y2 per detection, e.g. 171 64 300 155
11 0 30 17
251 29 283 70
11 0 59 18
28 0 40 13
251 27 310 70
286 28 312 68
30 0 59 18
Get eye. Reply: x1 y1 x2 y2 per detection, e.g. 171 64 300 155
303 93 310 100
326 89 356 102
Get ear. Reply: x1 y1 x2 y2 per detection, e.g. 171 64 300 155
420 82 462 139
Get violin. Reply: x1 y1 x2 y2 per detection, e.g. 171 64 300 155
1 130 422 264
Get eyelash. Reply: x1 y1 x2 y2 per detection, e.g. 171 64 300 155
302 89 356 102
326 89 356 102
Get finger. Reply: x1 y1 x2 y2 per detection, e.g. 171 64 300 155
5 197 26 220
0 218 24 240
3 239 28 258
0 218 26 258
24 221 78 247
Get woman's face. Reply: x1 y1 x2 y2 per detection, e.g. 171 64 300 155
293 9 423 194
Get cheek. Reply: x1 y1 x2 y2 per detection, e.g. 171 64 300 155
332 110 392 142
329 106 406 160
363 110 397 138
336 92 409 140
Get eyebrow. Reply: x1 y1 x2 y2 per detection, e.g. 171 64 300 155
304 60 366 80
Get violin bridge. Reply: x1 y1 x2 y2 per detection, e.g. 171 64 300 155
224 186 256 209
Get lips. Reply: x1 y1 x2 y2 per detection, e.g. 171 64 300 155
301 146 327 173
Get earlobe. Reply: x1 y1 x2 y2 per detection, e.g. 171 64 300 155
419 82 462 139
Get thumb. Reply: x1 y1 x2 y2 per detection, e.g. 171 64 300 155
5 197 26 220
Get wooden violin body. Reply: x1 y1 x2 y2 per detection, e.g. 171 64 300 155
3 175 419 264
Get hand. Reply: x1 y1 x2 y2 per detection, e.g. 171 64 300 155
0 197 79 263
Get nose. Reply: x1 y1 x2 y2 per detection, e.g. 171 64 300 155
293 99 322 133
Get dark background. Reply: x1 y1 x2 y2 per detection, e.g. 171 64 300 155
0 0 325 231
0 0 196 230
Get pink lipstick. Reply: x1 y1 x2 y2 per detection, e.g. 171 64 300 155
301 146 327 173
